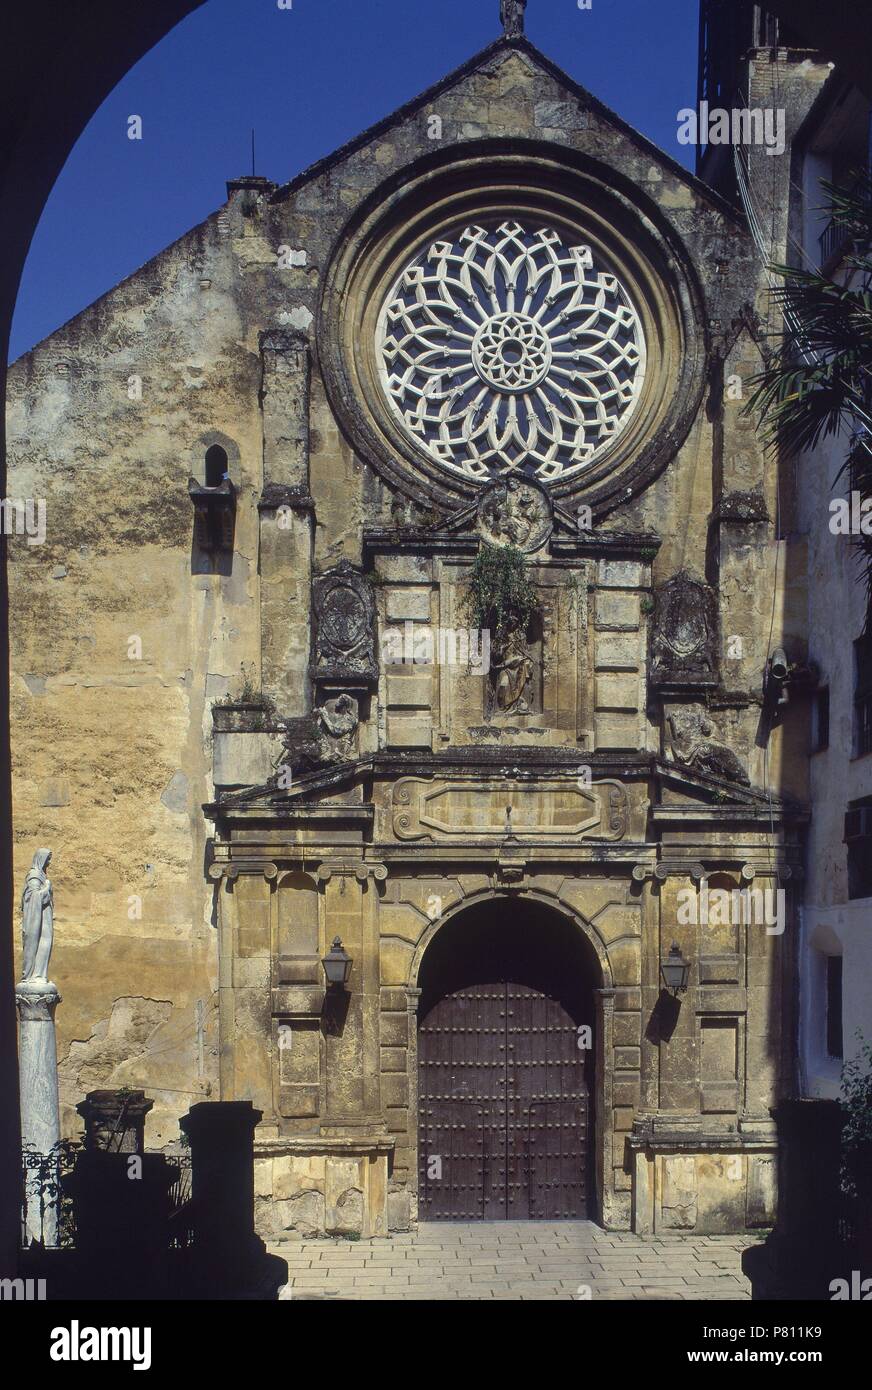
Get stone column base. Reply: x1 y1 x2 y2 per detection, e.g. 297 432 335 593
254 1136 394 1240
629 1120 778 1234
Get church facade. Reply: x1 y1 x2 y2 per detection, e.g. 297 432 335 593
7 20 808 1239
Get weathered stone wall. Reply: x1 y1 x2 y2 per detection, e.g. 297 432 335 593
6 208 268 1140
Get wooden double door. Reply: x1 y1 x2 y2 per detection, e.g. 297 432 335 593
417 980 589 1220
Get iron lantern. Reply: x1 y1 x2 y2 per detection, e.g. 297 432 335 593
322 936 353 989
660 942 690 994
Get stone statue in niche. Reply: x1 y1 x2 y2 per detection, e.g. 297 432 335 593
667 710 750 786
19 847 54 985
311 560 377 686
486 590 548 720
473 477 547 716
491 626 535 715
650 571 718 687
277 694 359 777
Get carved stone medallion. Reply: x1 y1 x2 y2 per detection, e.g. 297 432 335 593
650 571 718 687
476 477 553 553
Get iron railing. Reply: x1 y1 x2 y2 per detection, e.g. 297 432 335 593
818 178 872 270
20 1140 81 1248
20 1143 193 1251
166 1149 195 1250
819 217 856 270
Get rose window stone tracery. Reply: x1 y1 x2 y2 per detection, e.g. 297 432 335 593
471 312 553 393
376 220 647 485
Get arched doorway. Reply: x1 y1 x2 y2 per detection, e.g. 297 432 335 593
416 897 600 1221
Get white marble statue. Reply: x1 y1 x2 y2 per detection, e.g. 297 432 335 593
20 847 54 985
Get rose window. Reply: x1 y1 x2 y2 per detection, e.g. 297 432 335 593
376 221 646 484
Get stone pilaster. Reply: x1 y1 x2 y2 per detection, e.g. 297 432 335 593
258 328 313 715
318 861 385 1128
711 496 772 707
209 862 276 1123
404 986 422 1224
595 987 616 1227
656 873 698 1114
745 870 788 1116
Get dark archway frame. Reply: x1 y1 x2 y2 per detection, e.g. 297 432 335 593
0 0 206 1279
410 889 613 1225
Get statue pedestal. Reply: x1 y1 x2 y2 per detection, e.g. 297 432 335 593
16 980 62 1247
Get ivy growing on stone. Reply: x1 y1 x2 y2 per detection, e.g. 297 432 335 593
464 541 540 647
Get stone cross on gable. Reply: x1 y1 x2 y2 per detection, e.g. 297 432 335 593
501 0 527 39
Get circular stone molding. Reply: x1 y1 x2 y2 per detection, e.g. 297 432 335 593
319 148 707 510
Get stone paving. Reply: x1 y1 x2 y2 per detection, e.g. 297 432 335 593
272 1221 767 1300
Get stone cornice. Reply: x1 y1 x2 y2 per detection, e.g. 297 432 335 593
206 748 806 824
254 1136 395 1158
626 1128 777 1153
257 482 316 513
361 525 663 563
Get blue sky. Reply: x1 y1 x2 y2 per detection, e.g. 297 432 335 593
9 0 700 362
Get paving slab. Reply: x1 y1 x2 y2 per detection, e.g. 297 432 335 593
269 1220 768 1301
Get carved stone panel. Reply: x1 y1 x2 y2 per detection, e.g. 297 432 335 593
660 1155 698 1230
392 775 628 842
278 694 359 776
311 560 377 686
666 708 750 786
650 571 717 688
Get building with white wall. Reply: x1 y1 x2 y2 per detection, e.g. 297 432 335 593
789 74 872 1098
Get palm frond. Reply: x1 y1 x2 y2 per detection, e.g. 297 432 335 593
745 171 872 605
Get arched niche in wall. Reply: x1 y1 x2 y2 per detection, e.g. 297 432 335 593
699 872 742 957
188 429 241 571
191 429 241 488
275 869 320 968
